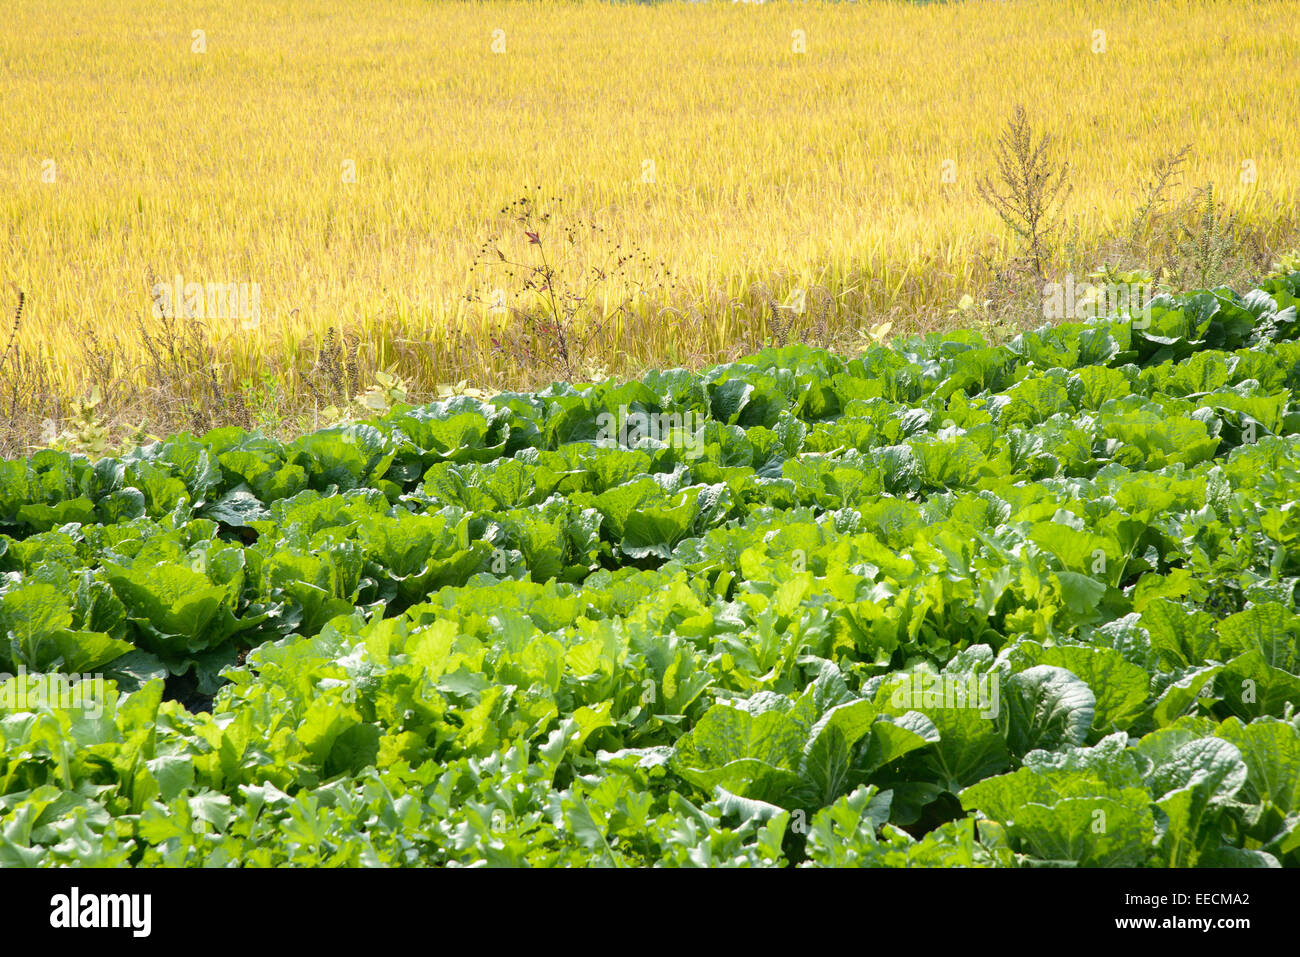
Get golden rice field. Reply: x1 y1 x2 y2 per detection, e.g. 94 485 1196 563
2 0 1298 444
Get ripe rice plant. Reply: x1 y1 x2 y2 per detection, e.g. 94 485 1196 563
2 0 1299 451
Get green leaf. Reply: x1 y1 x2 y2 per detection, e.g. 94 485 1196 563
796 699 876 807
672 703 805 803
1003 666 1096 757
1007 642 1148 735
1148 737 1248 867
202 486 270 526
1008 795 1154 866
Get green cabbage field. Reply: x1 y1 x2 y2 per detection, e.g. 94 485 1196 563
3 275 1300 867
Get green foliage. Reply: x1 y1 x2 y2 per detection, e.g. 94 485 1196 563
3 274 1300 866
